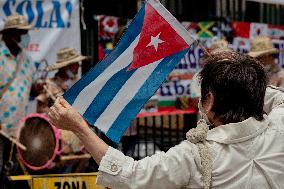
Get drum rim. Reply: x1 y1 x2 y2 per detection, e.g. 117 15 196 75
16 113 60 171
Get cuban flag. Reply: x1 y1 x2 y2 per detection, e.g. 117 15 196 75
64 0 196 143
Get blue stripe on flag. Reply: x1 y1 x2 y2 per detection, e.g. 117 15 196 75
64 5 146 104
106 49 189 143
83 67 136 125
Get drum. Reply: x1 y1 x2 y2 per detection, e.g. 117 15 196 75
16 113 60 171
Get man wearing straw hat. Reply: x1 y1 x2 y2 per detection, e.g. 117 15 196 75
36 47 87 114
249 36 284 87
36 48 87 155
0 14 33 175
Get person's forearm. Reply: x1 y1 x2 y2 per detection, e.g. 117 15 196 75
73 121 109 165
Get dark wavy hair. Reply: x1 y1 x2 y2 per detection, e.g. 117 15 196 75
199 51 267 124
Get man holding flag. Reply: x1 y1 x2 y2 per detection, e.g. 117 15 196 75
49 0 284 188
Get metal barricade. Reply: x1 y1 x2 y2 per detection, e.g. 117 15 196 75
133 112 197 159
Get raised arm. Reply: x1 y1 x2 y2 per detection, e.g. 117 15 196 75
96 141 196 189
48 97 197 189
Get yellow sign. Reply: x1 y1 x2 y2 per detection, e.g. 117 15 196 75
10 173 105 189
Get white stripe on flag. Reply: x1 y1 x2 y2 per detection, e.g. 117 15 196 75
72 35 140 114
94 59 162 133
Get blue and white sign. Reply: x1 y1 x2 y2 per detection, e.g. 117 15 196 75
0 0 80 65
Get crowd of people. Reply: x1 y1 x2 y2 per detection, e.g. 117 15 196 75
1 13 284 188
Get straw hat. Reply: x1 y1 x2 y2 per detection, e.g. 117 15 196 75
2 14 32 31
248 36 278 58
210 39 231 53
47 48 87 71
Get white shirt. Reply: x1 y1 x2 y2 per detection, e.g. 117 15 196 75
97 86 284 189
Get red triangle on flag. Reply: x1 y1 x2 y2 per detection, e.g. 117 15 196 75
128 2 189 70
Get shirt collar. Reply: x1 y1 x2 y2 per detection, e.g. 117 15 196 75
206 116 270 144
0 41 27 60
0 41 13 57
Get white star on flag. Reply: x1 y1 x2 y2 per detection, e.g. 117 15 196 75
146 32 165 51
